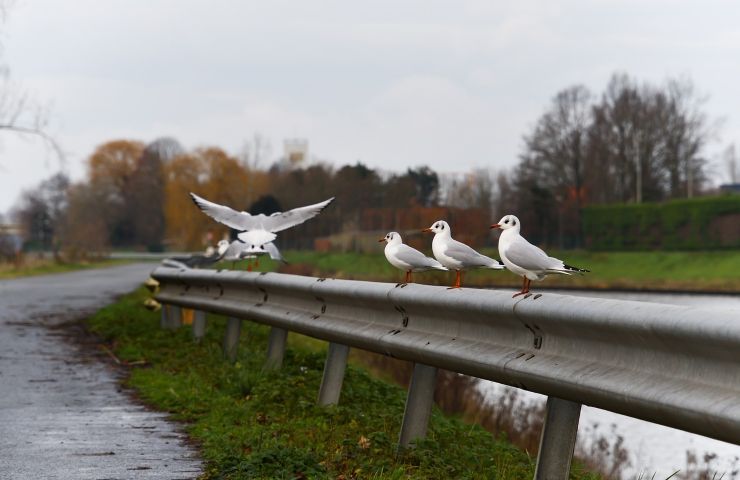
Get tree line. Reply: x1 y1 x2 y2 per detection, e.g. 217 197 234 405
10 72 723 257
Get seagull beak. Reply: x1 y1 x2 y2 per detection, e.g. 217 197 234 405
378 237 386 243
421 227 432 233
490 224 501 229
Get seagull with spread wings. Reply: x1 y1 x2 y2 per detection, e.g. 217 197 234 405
190 193 334 268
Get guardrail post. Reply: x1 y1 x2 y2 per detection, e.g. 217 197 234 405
222 317 242 363
317 342 350 406
534 396 582 480
162 305 182 330
398 363 437 449
192 310 206 342
264 327 288 370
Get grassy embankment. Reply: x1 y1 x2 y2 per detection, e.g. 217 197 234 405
234 249 740 292
0 257 129 280
89 287 600 480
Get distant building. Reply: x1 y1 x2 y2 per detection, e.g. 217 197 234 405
719 183 740 194
0 223 24 257
272 138 309 171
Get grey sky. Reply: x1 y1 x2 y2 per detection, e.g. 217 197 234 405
1 0 739 212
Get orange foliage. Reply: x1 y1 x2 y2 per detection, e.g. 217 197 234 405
88 140 145 193
164 147 271 250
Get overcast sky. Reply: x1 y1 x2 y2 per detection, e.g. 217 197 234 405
1 0 739 212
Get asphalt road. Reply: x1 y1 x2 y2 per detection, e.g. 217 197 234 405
0 263 202 479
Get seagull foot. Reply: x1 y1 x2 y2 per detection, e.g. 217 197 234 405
533 294 542 300
512 291 528 298
447 286 462 290
395 282 408 288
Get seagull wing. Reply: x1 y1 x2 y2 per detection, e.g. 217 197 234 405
504 235 564 272
264 242 286 262
258 197 335 233
445 240 502 268
395 244 447 270
190 193 256 230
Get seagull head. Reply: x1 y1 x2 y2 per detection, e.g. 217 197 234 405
422 220 451 236
379 231 402 244
216 240 230 255
490 215 520 232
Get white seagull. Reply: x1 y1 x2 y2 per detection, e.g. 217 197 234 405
491 214 589 297
163 240 230 269
379 231 447 284
422 220 504 289
221 239 286 270
190 192 334 266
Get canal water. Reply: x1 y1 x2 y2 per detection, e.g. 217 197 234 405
480 289 740 479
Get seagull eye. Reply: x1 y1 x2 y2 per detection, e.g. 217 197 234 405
512 220 516 226
504 219 509 224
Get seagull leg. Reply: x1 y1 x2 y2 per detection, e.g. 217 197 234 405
405 271 412 283
246 260 253 272
513 277 529 298
447 270 462 289
255 258 260 268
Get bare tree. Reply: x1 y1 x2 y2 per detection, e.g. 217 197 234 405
519 85 592 245
0 2 63 162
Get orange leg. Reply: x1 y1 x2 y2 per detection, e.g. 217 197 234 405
448 270 463 289
246 260 253 272
512 277 531 298
255 258 260 268
405 271 412 283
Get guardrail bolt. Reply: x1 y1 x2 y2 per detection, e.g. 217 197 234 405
534 396 582 480
222 317 242 363
398 363 438 450
317 342 350 406
264 327 288 370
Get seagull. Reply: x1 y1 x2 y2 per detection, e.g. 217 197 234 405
221 239 286 270
491 214 589 297
163 240 229 269
379 231 447 284
189 192 334 265
422 220 504 289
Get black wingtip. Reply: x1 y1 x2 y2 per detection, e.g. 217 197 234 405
564 263 590 273
189 192 205 211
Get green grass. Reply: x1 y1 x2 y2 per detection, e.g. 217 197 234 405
0 258 130 279
227 249 740 292
89 288 600 480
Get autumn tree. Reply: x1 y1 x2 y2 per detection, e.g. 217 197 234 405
128 137 184 250
59 182 110 259
164 147 264 250
86 139 145 246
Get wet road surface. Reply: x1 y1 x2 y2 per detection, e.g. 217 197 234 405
0 263 202 479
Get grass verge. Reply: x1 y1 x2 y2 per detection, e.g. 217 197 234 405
226 249 740 292
89 287 600 480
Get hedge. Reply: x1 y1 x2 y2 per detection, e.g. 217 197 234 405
581 195 740 250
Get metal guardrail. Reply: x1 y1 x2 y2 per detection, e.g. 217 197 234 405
152 266 740 479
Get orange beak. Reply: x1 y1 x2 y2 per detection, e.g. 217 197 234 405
378 237 386 243
490 224 501 229
421 227 432 233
